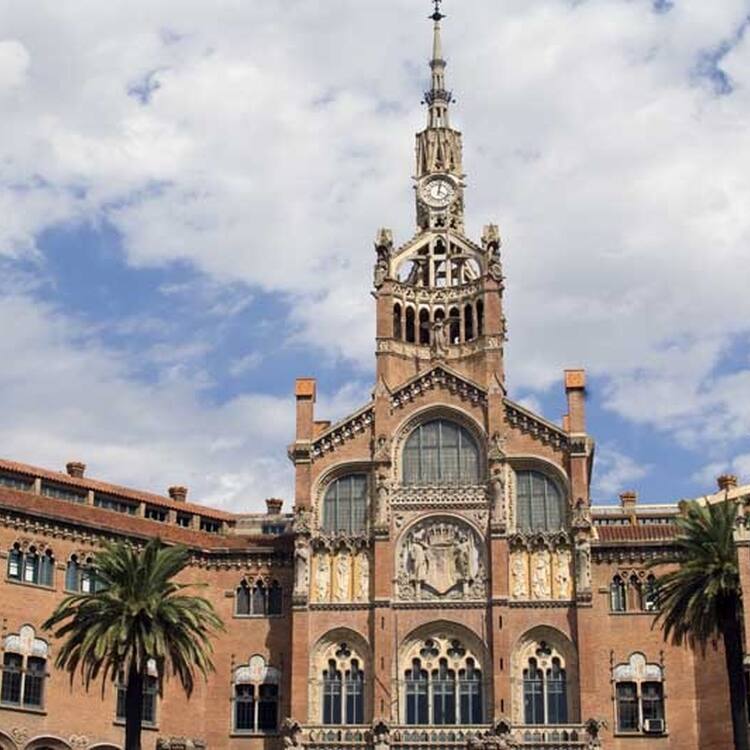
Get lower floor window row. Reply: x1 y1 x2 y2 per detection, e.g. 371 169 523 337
1 653 46 709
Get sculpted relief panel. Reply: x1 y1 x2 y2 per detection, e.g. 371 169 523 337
311 548 370 604
510 543 573 601
396 516 486 601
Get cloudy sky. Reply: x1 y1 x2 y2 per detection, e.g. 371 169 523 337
0 0 748 512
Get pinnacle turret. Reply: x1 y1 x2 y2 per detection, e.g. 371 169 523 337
424 0 454 129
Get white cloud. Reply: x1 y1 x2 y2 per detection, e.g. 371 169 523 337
0 0 748 491
592 445 651 501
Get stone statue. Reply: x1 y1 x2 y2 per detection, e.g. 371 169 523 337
554 549 573 599
374 475 390 527
373 434 391 462
511 551 528 599
293 506 312 536
576 542 592 591
335 553 351 602
531 549 551 599
409 531 429 585
432 318 449 358
282 718 303 749
357 553 370 601
294 540 310 597
373 261 387 289
488 432 507 461
490 469 505 524
315 553 331 602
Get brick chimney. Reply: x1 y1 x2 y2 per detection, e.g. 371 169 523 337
266 498 283 515
66 461 86 478
717 474 738 492
564 369 586 433
619 490 638 512
168 486 188 503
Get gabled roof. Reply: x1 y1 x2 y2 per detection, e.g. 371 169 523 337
390 364 488 409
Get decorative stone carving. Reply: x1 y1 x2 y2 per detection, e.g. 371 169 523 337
373 433 391 463
554 548 573 599
374 475 391 528
11 728 29 747
489 466 507 529
431 318 449 358
156 738 207 750
390 484 488 510
531 548 552 599
310 406 375 459
356 552 370 601
282 718 303 749
504 401 569 450
571 497 592 530
374 261 388 289
372 720 391 750
510 551 529 599
397 517 486 601
390 367 487 410
294 539 310 599
488 261 503 283
293 506 313 536
69 737 90 750
334 552 351 602
314 553 331 602
575 540 592 592
488 431 507 462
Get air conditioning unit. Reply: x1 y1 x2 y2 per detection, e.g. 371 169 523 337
644 719 665 734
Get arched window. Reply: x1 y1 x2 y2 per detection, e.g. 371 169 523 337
644 575 659 611
515 471 564 531
320 643 365 725
405 307 416 343
7 544 54 587
236 580 283 617
1 627 48 710
65 555 104 593
610 575 627 612
323 475 368 534
403 420 480 486
628 574 643 611
233 656 280 733
419 309 430 345
546 658 567 724
403 636 484 725
464 304 474 340
393 304 403 340
476 300 484 337
523 658 544 724
448 306 460 343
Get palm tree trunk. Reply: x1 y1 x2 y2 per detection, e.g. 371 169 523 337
124 663 144 750
721 600 749 750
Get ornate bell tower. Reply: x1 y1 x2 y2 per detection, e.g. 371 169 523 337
372 1 507 392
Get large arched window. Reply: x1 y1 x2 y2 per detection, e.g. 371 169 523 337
515 471 564 531
323 475 368 534
320 644 365 725
522 649 568 725
403 420 480 486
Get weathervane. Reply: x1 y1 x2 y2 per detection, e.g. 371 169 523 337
431 0 445 22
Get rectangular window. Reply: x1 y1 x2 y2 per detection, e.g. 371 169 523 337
641 682 664 722
23 657 45 707
1 653 22 704
8 548 22 580
116 675 157 726
235 684 255 731
459 677 482 724
345 674 364 725
0 473 34 491
523 672 544 724
406 673 428 724
257 683 278 731
322 673 342 724
616 682 639 732
200 519 221 534
432 674 456 725
176 513 192 528
94 494 137 514
23 553 39 584
41 483 86 503
145 506 167 522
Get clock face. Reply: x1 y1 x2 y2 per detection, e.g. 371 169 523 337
421 177 456 207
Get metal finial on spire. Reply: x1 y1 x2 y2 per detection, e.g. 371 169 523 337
430 0 445 22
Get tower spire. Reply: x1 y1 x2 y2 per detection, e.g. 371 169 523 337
425 0 453 129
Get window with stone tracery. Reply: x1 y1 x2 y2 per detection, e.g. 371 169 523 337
403 419 480 486
0 626 48 711
322 475 368 534
522 642 568 725
515 471 564 531
402 636 484 725
613 653 665 734
320 643 365 725
235 579 283 616
232 655 280 733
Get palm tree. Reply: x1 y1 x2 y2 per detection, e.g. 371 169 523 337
42 539 224 750
650 498 748 750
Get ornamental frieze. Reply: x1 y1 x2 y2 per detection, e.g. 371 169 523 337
310 405 375 459
390 367 487 409
390 279 481 304
504 401 569 451
390 484 488 510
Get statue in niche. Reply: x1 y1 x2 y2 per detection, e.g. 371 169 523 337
335 553 351 602
374 475 390 528
555 549 572 599
489 468 506 525
510 551 528 599
294 540 310 597
576 541 592 591
373 434 390 462
315 553 331 602
432 318 449 358
357 553 370 601
531 549 552 599
399 518 485 600
488 432 507 461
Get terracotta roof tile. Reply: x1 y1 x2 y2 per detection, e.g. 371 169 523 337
0 457 237 521
596 524 678 543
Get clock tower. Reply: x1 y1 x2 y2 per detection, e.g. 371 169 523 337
372 1 507 393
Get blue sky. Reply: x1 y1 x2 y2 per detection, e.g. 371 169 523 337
0 0 749 511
